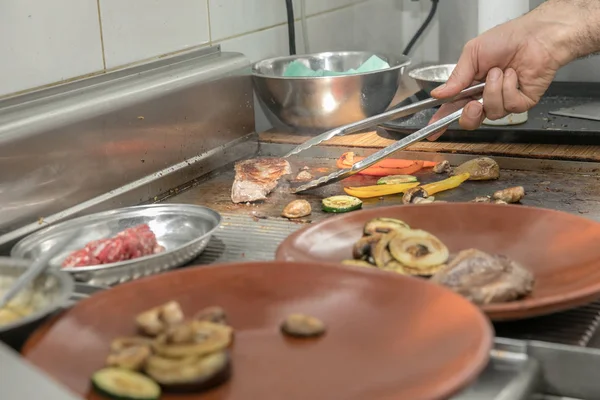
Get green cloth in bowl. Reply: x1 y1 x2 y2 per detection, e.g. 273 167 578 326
282 55 390 77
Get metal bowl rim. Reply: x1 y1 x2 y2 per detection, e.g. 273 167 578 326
11 204 222 273
252 51 411 80
0 257 74 333
408 63 457 83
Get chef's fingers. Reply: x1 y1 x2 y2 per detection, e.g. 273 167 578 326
431 41 478 99
502 68 534 114
459 100 486 130
426 99 470 141
482 68 506 121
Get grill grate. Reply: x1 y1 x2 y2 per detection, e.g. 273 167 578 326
195 213 600 348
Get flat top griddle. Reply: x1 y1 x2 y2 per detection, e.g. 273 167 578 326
382 82 600 144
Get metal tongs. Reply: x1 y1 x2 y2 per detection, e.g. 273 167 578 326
288 83 485 193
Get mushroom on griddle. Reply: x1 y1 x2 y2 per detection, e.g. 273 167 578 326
433 160 452 174
282 200 312 219
453 157 500 181
402 187 429 204
492 186 525 203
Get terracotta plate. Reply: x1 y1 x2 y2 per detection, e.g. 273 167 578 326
23 261 492 400
276 203 600 321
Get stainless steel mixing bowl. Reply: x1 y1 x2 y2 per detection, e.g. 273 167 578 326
252 51 411 132
408 64 456 96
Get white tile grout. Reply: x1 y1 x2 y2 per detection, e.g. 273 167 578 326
96 0 107 70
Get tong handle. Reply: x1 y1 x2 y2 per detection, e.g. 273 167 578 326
352 99 483 173
340 82 485 136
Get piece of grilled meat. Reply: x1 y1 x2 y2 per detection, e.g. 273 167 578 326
431 248 534 305
231 158 291 203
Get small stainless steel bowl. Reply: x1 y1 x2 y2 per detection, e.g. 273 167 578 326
253 51 411 132
408 64 456 96
0 257 74 346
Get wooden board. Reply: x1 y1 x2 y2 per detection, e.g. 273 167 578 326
260 130 600 162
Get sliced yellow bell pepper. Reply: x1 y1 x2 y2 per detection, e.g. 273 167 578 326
421 173 470 196
343 182 420 199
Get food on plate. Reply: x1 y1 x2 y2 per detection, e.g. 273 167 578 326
92 367 162 400
336 152 436 176
433 160 452 174
412 197 436 204
342 259 374 268
0 305 33 326
347 218 535 304
402 173 470 204
452 157 500 181
195 306 228 325
388 230 449 271
376 175 418 185
295 168 313 182
135 301 185 336
282 200 312 219
95 302 234 396
492 186 525 203
106 337 153 371
281 313 326 338
364 217 409 235
322 195 363 213
145 351 231 392
231 158 291 203
431 249 535 305
152 321 233 358
62 224 165 268
343 182 420 199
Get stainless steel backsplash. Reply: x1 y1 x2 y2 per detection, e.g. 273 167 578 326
0 46 254 238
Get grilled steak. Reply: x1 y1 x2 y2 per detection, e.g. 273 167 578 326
231 158 291 203
431 248 534 305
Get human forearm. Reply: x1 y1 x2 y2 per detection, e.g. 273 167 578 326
526 0 600 66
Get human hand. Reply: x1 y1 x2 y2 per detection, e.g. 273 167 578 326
426 0 586 139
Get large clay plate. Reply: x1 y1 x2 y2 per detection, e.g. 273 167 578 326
276 203 600 321
23 261 492 400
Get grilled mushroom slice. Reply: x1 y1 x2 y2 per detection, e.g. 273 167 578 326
195 306 228 325
352 234 382 260
145 351 231 393
152 321 233 358
106 342 152 371
389 230 449 271
110 337 154 352
372 233 395 268
453 157 500 181
135 301 185 337
471 196 491 203
364 218 410 235
492 186 525 203
281 314 326 338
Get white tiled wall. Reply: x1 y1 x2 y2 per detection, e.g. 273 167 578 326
0 0 437 98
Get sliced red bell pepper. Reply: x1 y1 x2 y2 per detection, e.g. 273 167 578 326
336 152 437 170
358 161 425 177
